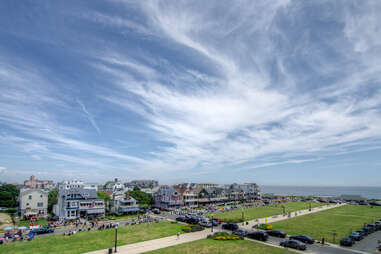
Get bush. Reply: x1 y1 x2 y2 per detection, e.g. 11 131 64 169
182 224 204 233
209 232 242 240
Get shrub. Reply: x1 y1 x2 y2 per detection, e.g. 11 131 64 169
182 224 204 233
209 232 243 241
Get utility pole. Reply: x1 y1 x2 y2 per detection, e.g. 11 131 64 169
114 224 118 252
211 215 214 233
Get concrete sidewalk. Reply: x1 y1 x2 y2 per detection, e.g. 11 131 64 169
85 229 211 254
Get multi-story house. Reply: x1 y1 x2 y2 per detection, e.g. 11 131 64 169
113 194 140 214
126 180 159 189
154 185 184 210
104 179 140 214
54 180 105 219
18 188 48 219
24 175 54 190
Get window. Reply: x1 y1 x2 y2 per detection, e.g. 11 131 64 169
26 203 30 206
29 195 32 200
40 194 43 198
37 202 43 207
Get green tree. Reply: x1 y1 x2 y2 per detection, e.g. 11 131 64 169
128 189 153 206
97 191 111 202
0 184 18 208
48 189 58 213
103 181 113 189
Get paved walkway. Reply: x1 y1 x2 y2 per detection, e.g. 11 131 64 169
86 203 345 254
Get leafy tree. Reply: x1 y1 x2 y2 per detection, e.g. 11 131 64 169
97 191 111 202
48 189 58 213
0 184 18 208
128 189 153 206
103 181 113 189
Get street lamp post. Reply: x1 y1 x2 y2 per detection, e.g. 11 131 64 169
211 215 214 233
309 202 312 212
114 225 118 252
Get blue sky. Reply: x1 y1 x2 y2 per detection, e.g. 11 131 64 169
1 0 381 186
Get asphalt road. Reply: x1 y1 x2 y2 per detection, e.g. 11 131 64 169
349 230 381 254
266 235 364 254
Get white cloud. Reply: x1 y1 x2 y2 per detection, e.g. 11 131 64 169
0 167 6 174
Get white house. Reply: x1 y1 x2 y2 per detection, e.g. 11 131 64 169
18 188 48 219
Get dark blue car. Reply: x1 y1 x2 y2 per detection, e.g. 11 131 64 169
289 235 315 244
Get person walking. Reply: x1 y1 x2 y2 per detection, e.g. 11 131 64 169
177 232 180 240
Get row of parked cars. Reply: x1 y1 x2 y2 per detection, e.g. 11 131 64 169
176 214 220 227
340 220 381 247
221 222 314 251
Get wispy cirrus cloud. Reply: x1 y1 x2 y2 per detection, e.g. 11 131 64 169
1 0 381 184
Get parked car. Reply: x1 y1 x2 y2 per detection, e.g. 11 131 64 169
267 230 286 238
152 208 161 214
367 224 378 231
280 239 307 250
363 226 374 234
211 218 222 224
340 237 355 247
349 232 363 241
356 230 367 237
185 217 199 225
31 228 55 235
48 216 60 222
211 220 219 226
176 216 186 222
199 221 212 228
232 229 249 237
289 235 315 244
222 223 239 231
247 231 269 241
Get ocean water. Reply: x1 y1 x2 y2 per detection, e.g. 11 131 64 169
260 185 381 199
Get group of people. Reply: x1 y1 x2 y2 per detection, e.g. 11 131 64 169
62 214 162 236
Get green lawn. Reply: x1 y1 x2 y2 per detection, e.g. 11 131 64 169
104 213 140 221
18 218 49 227
208 202 323 222
272 205 381 243
146 239 296 254
0 221 184 254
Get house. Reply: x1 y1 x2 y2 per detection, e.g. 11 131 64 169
126 180 159 189
154 185 184 210
104 179 140 214
23 175 54 190
18 188 48 219
54 180 105 219
113 194 140 214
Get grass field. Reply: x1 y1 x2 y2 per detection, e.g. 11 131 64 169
18 218 49 227
104 213 140 221
208 202 323 222
146 239 296 254
272 205 381 243
0 221 183 254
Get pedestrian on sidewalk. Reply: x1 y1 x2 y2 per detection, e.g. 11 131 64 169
177 232 180 240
